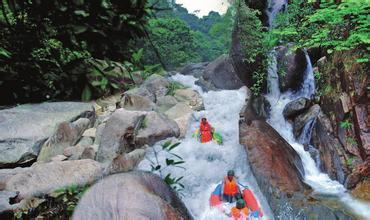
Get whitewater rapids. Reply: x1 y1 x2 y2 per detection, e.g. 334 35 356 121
138 74 273 220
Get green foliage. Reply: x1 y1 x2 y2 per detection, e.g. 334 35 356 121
166 81 186 96
314 71 322 80
271 0 369 56
340 119 352 129
301 1 369 54
140 0 235 68
147 140 185 192
141 17 202 69
346 155 357 168
0 0 151 104
236 0 270 95
52 184 89 215
14 184 89 219
347 136 358 146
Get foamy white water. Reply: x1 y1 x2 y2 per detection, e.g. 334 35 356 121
266 50 370 220
138 74 273 220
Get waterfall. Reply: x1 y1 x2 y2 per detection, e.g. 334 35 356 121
299 51 316 98
138 74 273 220
267 51 280 99
265 51 370 220
267 0 288 27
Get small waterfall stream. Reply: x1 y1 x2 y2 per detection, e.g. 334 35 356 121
138 74 274 219
265 50 370 220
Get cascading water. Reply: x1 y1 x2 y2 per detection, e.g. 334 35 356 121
265 49 370 220
267 0 287 27
138 74 273 220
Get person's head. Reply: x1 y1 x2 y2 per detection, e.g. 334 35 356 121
236 199 246 209
227 170 235 181
201 118 207 124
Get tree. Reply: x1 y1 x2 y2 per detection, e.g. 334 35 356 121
141 17 201 69
0 0 151 104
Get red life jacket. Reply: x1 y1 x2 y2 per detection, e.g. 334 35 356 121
223 176 238 196
200 122 212 143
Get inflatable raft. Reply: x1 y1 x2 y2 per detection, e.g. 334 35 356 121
209 183 263 219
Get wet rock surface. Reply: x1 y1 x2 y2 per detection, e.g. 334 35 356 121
293 104 321 138
203 55 244 90
312 112 349 184
240 106 354 219
276 47 308 93
283 97 311 119
72 171 192 220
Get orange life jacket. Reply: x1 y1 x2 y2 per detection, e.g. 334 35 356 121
231 207 249 220
223 176 238 196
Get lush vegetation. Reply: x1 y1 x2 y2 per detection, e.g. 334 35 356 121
242 0 370 95
139 0 235 69
235 0 270 95
0 0 235 105
271 0 369 60
0 0 152 105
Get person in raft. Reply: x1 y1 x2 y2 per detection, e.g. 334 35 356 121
230 199 249 220
221 170 241 203
200 117 214 143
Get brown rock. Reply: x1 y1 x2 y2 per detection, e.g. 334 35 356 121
276 47 308 93
37 118 91 162
353 104 370 158
312 112 349 184
351 179 370 201
293 104 321 138
346 159 370 189
80 147 96 160
240 120 305 193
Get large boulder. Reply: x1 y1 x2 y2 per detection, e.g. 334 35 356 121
37 118 91 162
312 112 349 184
0 159 102 199
156 95 179 113
165 103 193 138
97 109 179 163
239 115 353 219
179 62 208 78
96 109 145 163
293 104 321 138
125 74 170 102
240 120 305 193
276 46 308 93
0 102 93 168
283 97 311 119
72 172 192 220
120 93 157 111
107 149 146 174
135 111 180 147
203 55 244 90
174 89 204 111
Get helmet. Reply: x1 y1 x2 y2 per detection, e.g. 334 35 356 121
227 170 235 176
236 199 246 209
